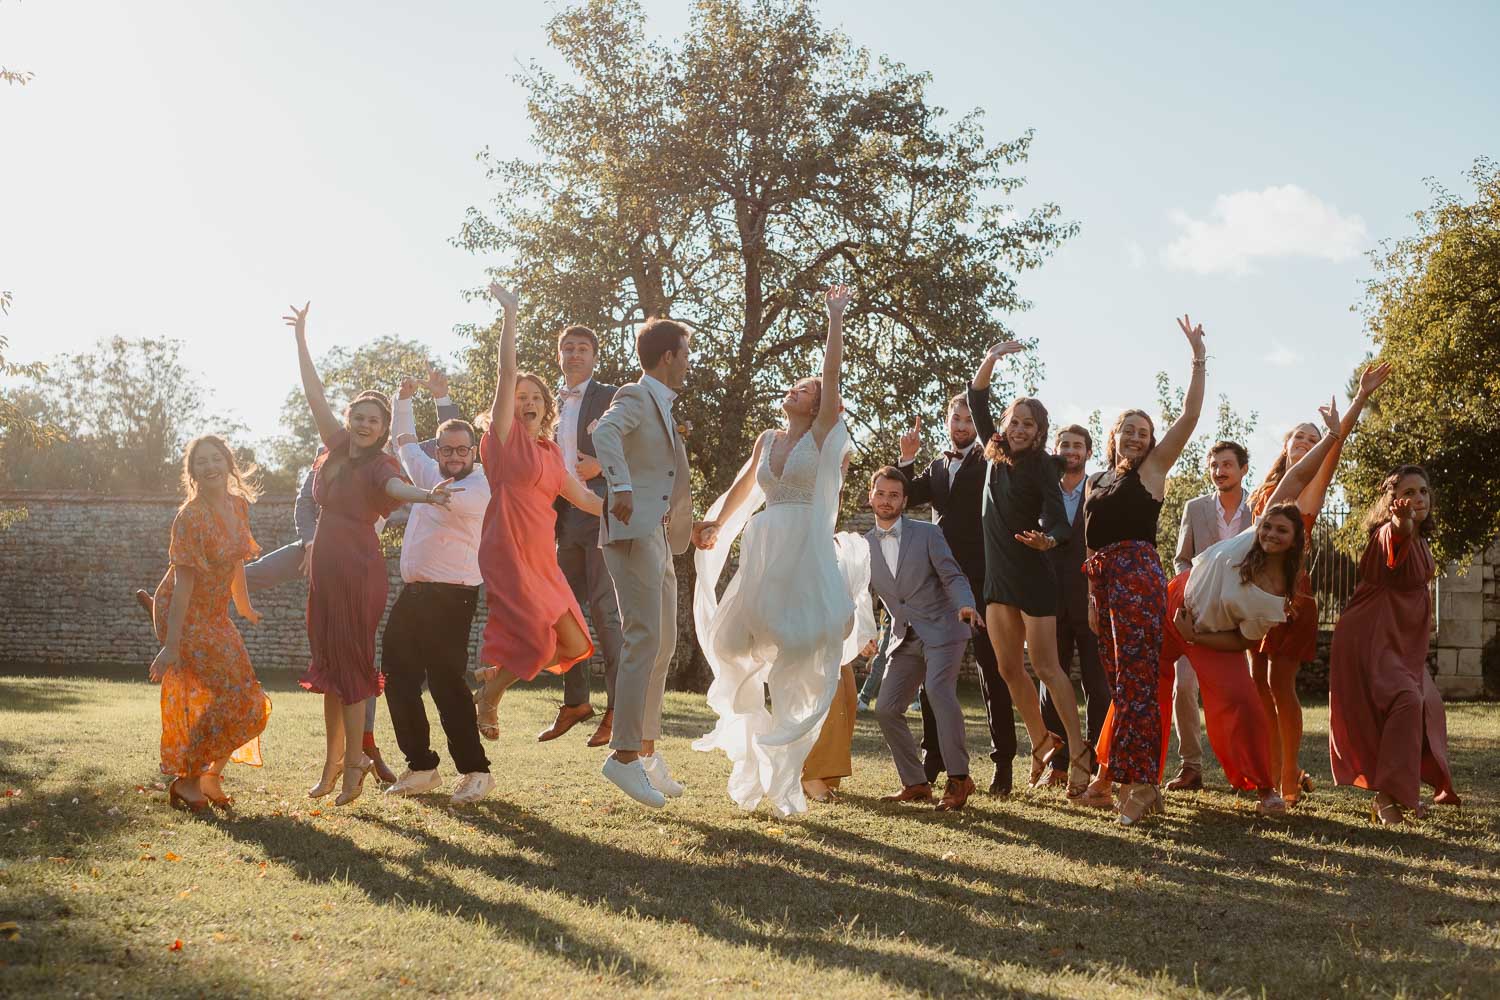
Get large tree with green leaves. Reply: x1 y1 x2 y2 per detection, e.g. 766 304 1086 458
1340 158 1500 563
456 0 1070 500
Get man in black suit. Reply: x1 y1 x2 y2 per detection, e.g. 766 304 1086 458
1037 424 1108 787
896 394 1018 795
542 324 624 748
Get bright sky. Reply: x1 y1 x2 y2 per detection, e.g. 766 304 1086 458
4 1 1497 477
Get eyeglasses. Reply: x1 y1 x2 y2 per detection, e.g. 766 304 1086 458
438 445 474 458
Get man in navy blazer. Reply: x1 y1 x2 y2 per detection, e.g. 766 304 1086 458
864 467 985 812
546 324 624 748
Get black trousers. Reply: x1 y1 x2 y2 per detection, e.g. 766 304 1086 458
920 571 1018 790
382 582 489 774
1039 602 1109 771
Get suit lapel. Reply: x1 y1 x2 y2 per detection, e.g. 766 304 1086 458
893 515 916 586
640 379 676 442
576 381 600 454
865 531 892 591
932 458 951 508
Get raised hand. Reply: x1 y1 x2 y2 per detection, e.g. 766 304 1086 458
825 283 853 320
397 377 420 400
283 301 311 340
488 281 519 313
1317 395 1342 435
1176 314 1206 358
1391 496 1415 520
426 478 464 508
985 341 1026 364
899 415 922 463
1357 361 1392 400
1014 529 1056 552
422 367 450 398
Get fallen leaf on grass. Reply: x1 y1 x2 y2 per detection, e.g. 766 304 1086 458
89 867 101 878
168 939 183 952
0 922 19 941
764 827 786 837
3 789 19 798
163 852 181 862
940 851 957 862
47 857 70 864
139 855 156 862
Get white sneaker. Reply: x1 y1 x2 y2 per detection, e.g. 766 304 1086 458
450 772 494 805
384 768 443 797
641 754 684 798
602 756 666 808
856 698 871 713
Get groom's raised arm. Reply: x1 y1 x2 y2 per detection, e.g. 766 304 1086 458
591 385 645 496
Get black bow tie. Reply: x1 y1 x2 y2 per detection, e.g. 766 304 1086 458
944 449 968 461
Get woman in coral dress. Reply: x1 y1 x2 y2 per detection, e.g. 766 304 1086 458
149 435 272 812
286 302 458 806
1329 465 1461 825
472 282 603 738
1248 362 1391 803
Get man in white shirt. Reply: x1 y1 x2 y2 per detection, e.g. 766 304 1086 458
382 377 494 805
545 325 624 748
1167 439 1252 792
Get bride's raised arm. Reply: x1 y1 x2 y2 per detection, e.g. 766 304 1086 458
811 284 850 446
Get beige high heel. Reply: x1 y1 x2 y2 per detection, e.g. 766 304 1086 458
1116 783 1163 827
334 756 375 806
308 755 344 799
473 667 505 741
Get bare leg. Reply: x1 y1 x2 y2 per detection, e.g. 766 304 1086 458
337 700 368 800
1269 654 1304 799
310 694 344 797
1250 651 1282 786
985 603 1046 745
1022 612 1087 785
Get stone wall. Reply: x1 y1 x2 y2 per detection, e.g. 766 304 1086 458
1432 542 1496 698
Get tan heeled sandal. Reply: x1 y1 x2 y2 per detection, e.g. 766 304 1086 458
1371 798 1407 826
308 756 344 799
1028 732 1063 786
334 757 374 807
1116 783 1163 827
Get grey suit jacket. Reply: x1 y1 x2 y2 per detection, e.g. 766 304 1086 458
592 380 692 553
865 517 976 655
555 379 619 545
1175 491 1252 574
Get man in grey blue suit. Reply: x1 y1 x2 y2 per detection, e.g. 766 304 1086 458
863 466 986 812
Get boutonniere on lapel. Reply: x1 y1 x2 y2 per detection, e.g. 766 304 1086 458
676 420 693 437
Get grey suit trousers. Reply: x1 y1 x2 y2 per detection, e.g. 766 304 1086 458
874 631 969 786
602 528 676 751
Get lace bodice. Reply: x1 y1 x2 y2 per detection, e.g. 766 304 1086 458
758 431 818 506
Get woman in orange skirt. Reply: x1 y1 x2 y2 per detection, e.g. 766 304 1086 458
472 282 602 738
1329 466 1460 825
149 435 272 812
1248 362 1390 803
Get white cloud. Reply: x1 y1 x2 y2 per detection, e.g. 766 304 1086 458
1263 342 1303 367
1162 184 1368 275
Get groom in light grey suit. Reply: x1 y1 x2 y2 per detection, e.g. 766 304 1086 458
591 317 707 808
863 467 986 812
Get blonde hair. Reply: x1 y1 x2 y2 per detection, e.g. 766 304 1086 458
180 435 260 510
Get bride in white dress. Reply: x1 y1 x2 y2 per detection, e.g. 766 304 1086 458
693 285 875 817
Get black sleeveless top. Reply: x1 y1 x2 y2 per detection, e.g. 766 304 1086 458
1084 466 1163 550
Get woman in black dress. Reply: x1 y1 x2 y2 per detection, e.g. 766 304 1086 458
968 342 1090 796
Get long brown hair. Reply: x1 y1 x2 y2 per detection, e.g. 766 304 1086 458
1249 423 1321 514
516 372 559 438
1362 464 1435 539
180 435 260 511
1238 501 1305 612
983 397 1050 465
1105 409 1156 471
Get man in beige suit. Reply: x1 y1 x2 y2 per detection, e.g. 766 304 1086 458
592 318 709 807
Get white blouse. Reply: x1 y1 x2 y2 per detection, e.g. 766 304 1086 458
1183 526 1287 641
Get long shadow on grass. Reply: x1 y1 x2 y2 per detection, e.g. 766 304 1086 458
219 812 660 984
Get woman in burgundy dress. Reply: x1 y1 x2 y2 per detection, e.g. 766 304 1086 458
1248 361 1391 804
1329 465 1461 825
471 282 602 740
287 302 458 806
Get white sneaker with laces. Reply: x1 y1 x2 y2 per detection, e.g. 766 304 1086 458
450 771 494 805
641 754 684 798
385 768 443 797
602 756 666 808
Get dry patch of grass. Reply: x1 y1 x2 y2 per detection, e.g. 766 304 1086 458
1 667 1496 998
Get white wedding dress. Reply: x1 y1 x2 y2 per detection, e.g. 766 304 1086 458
693 420 875 817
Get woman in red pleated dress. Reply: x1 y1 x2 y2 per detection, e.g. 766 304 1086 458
472 282 603 739
1248 362 1390 804
286 302 459 806
1329 465 1461 825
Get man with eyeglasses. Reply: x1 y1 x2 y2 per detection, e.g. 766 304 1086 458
381 376 493 803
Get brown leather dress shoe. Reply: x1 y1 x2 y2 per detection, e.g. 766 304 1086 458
586 709 614 748
538 703 595 742
135 589 155 623
1165 766 1203 792
880 782 934 803
936 775 976 812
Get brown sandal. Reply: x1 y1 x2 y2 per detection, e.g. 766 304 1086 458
1065 748 1096 799
1029 732 1063 786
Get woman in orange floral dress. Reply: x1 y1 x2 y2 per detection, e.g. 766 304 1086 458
150 435 273 812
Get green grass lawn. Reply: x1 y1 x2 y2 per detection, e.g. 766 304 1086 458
1 667 1497 999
